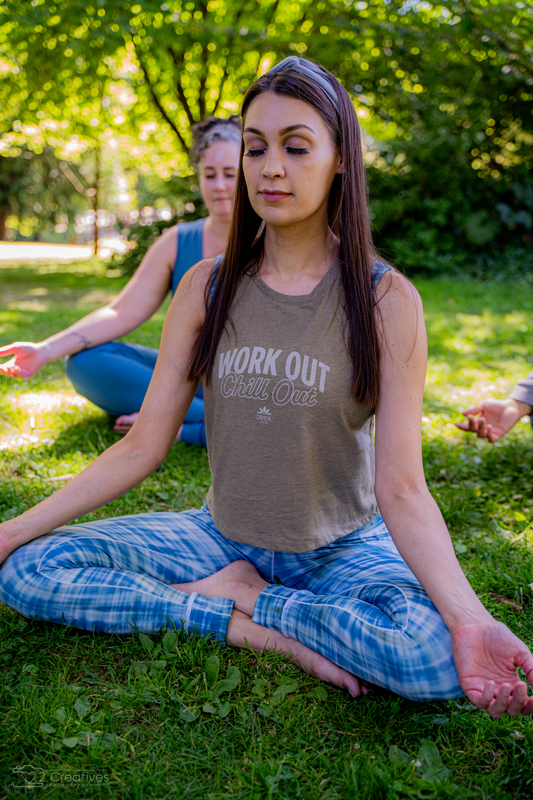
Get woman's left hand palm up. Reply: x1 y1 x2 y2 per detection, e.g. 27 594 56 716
451 621 533 717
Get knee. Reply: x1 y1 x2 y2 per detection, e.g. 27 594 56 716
0 542 42 617
65 344 112 383
397 615 463 702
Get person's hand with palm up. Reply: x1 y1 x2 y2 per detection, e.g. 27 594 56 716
451 620 533 717
456 398 531 443
0 341 50 379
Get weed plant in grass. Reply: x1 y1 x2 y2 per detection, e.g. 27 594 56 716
0 263 532 799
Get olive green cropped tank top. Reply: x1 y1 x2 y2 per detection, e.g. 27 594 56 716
202 259 392 553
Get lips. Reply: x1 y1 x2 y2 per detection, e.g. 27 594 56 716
259 190 291 201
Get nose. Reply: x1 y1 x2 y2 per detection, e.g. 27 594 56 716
261 148 285 180
213 173 228 192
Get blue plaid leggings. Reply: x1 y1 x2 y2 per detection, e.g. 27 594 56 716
0 506 462 702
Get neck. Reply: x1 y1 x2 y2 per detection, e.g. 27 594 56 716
261 210 337 285
204 214 231 245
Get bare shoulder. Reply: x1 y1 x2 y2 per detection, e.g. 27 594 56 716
374 268 422 313
147 225 178 259
170 256 218 319
181 255 217 294
374 269 426 364
161 223 179 237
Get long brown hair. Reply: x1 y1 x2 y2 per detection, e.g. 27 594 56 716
188 62 383 408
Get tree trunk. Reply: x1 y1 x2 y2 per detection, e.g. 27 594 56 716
93 147 100 257
0 211 8 241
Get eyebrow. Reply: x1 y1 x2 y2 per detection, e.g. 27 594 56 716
243 124 315 136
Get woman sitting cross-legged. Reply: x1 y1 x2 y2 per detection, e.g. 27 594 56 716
0 58 532 717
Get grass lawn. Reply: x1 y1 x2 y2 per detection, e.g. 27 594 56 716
0 260 532 799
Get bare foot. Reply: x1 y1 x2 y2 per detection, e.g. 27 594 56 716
170 560 266 616
114 413 183 442
228 609 365 697
113 412 139 434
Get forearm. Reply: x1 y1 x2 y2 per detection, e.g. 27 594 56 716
377 486 492 631
505 394 532 418
0 437 164 555
39 306 136 362
508 370 533 411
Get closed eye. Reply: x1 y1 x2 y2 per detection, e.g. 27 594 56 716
286 146 309 155
244 148 266 158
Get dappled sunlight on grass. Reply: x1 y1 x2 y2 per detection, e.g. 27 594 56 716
416 278 533 453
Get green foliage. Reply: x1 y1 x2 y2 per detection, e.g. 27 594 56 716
113 196 205 276
0 146 86 240
112 218 177 277
1 1 533 269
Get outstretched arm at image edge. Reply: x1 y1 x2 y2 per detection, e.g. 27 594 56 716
0 259 210 563
455 397 532 442
374 273 533 717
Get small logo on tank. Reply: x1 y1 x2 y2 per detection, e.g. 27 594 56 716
257 406 271 424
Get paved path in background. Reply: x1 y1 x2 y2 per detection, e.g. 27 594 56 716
0 242 93 261
0 238 127 262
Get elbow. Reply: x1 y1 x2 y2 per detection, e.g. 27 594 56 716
375 478 431 514
120 433 169 476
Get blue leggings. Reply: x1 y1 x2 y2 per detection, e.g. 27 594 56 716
65 343 206 447
0 507 462 702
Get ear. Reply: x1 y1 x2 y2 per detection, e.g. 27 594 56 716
335 151 343 175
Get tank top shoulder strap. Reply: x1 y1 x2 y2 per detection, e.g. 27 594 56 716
209 253 224 301
371 260 393 294
171 218 205 295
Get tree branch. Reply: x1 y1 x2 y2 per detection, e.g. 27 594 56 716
58 161 88 195
167 47 196 126
198 59 208 119
213 3 250 115
134 43 187 150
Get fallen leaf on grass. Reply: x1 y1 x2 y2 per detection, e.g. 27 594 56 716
489 593 523 613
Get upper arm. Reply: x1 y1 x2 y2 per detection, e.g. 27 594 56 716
109 227 179 328
374 271 428 494
123 258 214 459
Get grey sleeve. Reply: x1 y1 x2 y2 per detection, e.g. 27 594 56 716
508 369 533 410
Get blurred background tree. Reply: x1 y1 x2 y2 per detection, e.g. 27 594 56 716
0 145 88 241
0 0 531 275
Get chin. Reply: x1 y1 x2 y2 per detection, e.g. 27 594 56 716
258 209 305 227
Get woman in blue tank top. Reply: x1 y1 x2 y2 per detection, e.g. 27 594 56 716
0 117 241 447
